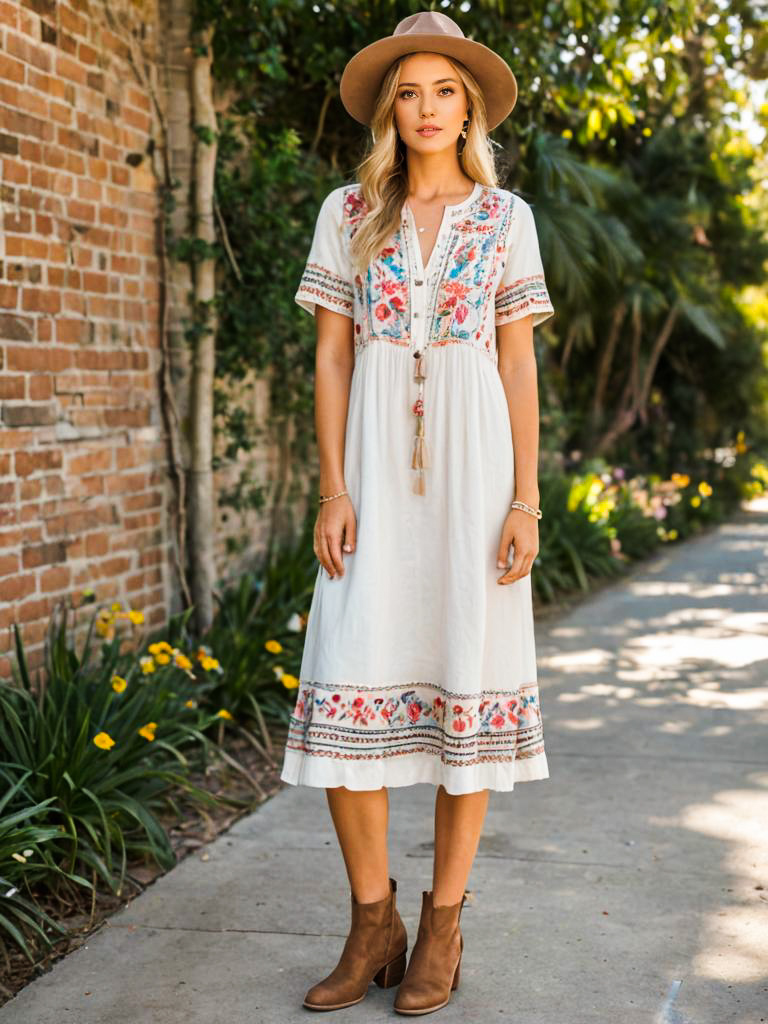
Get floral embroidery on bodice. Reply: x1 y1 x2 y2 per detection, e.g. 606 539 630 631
342 183 517 364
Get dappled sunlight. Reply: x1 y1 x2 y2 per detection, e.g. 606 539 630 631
578 682 640 699
685 687 768 710
629 631 768 670
628 581 751 598
555 717 606 731
538 647 615 673
650 779 768 983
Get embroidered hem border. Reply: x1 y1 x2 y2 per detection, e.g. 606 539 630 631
283 678 546 769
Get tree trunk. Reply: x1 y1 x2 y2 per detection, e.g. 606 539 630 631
189 24 219 636
594 301 679 455
586 299 627 449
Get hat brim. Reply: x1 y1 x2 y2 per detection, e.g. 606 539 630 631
339 34 518 132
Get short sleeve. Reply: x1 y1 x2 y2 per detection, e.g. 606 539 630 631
294 187 354 319
495 197 555 329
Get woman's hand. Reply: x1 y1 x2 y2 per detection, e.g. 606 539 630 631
496 508 539 584
315 495 357 579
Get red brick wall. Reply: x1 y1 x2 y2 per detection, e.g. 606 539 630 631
0 0 172 676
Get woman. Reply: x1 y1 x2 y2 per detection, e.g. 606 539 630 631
280 10 555 1016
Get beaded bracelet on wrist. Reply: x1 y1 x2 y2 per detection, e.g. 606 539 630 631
318 489 348 504
509 499 543 520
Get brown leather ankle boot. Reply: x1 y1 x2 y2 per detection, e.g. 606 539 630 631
393 889 465 1015
303 876 408 1010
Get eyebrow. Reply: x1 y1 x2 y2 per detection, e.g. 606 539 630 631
397 78 459 87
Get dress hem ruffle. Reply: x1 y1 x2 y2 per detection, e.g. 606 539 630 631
279 747 549 796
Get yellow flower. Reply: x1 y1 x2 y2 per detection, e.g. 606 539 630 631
185 699 197 709
690 495 702 507
200 655 220 671
174 652 193 670
216 708 233 720
138 722 157 741
128 609 144 625
735 441 747 454
281 673 299 690
140 656 156 674
667 529 678 540
737 430 746 443
111 601 122 612
561 128 573 139
698 481 713 497
149 641 173 656
95 619 114 638
265 639 283 654
111 675 127 694
155 652 171 665
671 473 690 488
93 731 115 750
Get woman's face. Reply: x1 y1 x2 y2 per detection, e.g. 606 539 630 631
393 52 468 153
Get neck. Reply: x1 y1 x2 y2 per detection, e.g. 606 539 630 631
404 153 474 200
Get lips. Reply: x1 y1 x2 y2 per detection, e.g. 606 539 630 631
417 126 442 135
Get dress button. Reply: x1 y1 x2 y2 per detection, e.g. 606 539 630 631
414 279 423 286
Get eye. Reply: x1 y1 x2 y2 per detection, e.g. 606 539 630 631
438 87 455 95
398 89 416 99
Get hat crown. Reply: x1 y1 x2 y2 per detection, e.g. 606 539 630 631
393 12 465 40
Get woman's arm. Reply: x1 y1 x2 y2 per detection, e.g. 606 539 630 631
496 313 540 507
314 306 356 579
494 313 540 584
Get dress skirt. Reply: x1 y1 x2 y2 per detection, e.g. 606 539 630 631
279 338 550 795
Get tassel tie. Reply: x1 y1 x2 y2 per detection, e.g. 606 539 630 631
411 349 430 495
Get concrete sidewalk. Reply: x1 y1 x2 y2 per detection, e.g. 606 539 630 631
3 500 767 1024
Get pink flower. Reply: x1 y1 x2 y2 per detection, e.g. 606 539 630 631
352 696 364 707
453 719 466 732
407 702 422 722
375 303 392 321
332 694 341 702
455 304 468 324
491 713 505 728
453 704 463 713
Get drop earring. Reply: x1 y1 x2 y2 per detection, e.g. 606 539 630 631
458 114 471 154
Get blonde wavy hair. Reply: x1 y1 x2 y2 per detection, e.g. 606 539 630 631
348 53 500 276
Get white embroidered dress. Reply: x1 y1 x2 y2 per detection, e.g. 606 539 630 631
279 180 555 795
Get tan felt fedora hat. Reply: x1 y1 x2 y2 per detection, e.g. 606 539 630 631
339 11 518 132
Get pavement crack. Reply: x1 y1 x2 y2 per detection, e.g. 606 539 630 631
105 923 346 937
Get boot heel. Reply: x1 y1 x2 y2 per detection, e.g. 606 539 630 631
451 933 463 990
451 957 461 990
374 948 407 988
